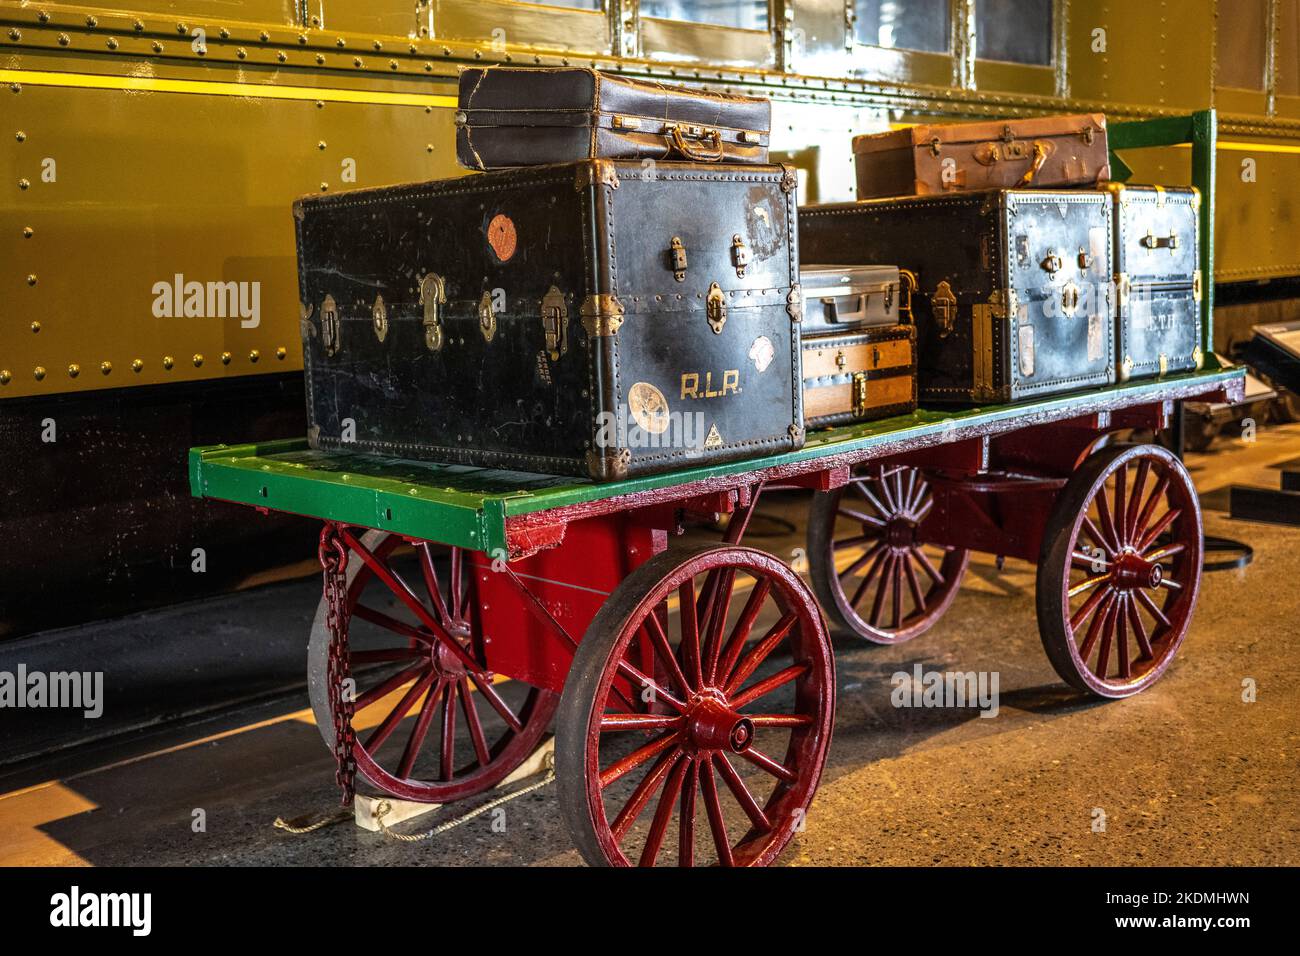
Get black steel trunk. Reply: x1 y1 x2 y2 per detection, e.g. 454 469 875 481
294 160 803 481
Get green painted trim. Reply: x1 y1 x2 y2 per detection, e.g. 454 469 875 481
190 369 1243 550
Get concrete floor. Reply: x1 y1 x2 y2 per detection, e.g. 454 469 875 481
2 424 1298 867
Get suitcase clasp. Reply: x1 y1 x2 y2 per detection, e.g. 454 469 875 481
478 291 498 343
932 280 957 337
1040 250 1063 274
320 294 340 357
419 274 446 352
706 282 727 334
541 285 568 360
670 236 688 282
731 234 750 278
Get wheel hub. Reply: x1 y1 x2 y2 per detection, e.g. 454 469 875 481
1112 552 1162 591
430 635 470 678
883 516 916 550
686 693 754 754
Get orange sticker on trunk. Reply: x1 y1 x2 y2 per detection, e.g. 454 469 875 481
487 213 517 263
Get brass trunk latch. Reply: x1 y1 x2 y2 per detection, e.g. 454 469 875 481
1040 250 1062 274
731 234 750 278
478 291 497 343
851 372 869 418
419 273 446 352
932 280 957 337
1061 281 1080 317
541 285 568 360
372 295 388 343
670 236 688 282
320 294 340 357
706 282 727 334
1141 231 1179 250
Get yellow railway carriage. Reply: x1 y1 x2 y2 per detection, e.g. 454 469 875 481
1 0 1296 635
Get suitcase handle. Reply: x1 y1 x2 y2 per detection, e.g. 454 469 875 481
1015 141 1051 187
816 282 896 324
669 125 724 162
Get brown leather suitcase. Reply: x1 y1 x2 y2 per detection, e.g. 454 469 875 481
456 67 770 170
853 113 1109 199
803 325 917 428
800 264 904 334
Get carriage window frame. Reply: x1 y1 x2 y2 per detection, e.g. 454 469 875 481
970 0 1060 97
636 0 778 69
421 0 613 57
843 0 959 87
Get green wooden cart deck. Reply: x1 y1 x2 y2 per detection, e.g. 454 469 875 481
189 368 1243 558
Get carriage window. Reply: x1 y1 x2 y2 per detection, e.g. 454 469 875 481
515 0 601 8
976 0 1052 65
1216 0 1267 89
853 0 950 53
640 0 769 31
1279 0 1300 96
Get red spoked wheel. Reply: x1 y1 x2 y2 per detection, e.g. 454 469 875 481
308 530 558 803
1036 444 1204 699
808 464 970 644
556 543 834 867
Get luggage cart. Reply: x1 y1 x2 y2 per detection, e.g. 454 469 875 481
190 369 1241 867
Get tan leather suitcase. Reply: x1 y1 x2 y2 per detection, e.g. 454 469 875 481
802 325 917 428
853 113 1109 199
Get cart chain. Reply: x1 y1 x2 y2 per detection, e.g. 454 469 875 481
320 523 357 807
374 752 556 843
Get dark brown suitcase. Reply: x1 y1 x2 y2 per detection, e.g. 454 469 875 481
853 113 1109 199
1105 183 1204 382
799 189 1116 405
803 325 917 428
800 264 903 334
456 67 770 170
294 160 803 482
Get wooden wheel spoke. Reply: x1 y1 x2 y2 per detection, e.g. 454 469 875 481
1131 474 1171 548
1076 590 1117 662
616 659 687 712
848 546 890 609
1113 463 1129 547
600 713 684 732
903 556 928 616
458 677 492 768
699 757 734 867
418 542 451 625
1125 594 1153 662
833 533 876 552
856 482 892 518
1094 489 1122 555
890 555 904 630
838 506 884 527
715 752 772 833
396 679 443 780
363 670 436 753
724 612 796 695
1068 571 1112 600
678 580 703 689
903 469 919 514
1144 542 1186 563
739 746 798 783
638 755 690 867
1070 579 1115 631
730 662 808 710
1114 594 1131 679
467 672 525 734
868 555 896 627
1133 586 1172 631
912 546 945 586
609 745 680 841
1072 550 1109 571
912 497 934 523
439 678 458 781
701 569 737 684
600 731 683 790
679 759 697 867
748 713 814 728
642 611 692 699
1125 459 1151 543
353 663 428 712
1081 516 1116 558
1094 598 1117 679
351 605 436 646
715 578 772 684
1137 508 1182 552
909 477 931 515
449 548 464 620
841 542 886 585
